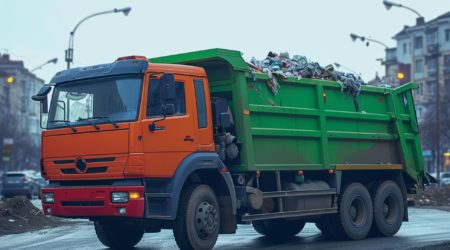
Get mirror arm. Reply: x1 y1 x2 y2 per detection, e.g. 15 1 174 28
149 115 166 132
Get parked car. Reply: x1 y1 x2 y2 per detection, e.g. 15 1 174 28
440 172 450 186
0 171 4 195
22 170 42 196
1 172 36 199
33 176 48 198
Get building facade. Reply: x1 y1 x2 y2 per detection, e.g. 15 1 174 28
385 12 450 173
0 53 44 171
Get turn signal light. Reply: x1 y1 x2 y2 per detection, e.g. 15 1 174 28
129 192 141 200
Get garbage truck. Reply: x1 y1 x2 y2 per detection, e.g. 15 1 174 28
32 48 430 250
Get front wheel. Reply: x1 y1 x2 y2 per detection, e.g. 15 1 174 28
95 221 144 249
173 185 220 250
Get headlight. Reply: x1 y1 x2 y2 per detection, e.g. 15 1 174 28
111 192 129 203
43 193 54 203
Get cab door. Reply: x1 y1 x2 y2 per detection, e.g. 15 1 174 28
141 74 197 177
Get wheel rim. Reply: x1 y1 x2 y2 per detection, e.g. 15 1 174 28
194 200 218 239
349 196 367 227
382 195 398 225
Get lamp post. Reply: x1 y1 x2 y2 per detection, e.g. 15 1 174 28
350 33 389 49
382 0 423 17
31 58 58 72
65 7 132 69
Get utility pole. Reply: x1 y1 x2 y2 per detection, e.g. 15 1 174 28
436 52 441 187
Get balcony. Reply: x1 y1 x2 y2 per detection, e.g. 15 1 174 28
427 68 437 77
426 44 440 56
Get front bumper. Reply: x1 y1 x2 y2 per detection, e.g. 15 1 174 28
41 186 145 218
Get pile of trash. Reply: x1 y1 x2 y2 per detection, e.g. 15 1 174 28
409 186 450 207
0 197 67 235
248 51 366 96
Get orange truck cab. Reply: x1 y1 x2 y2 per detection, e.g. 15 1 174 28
33 55 237 249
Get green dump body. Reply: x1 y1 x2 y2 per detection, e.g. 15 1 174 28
151 48 427 187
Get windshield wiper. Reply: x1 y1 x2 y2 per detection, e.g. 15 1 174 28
49 120 78 132
80 116 119 129
77 117 100 130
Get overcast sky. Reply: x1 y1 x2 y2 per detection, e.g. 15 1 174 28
0 0 447 83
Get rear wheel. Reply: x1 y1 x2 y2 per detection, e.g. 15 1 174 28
95 221 144 249
173 185 220 250
317 183 373 240
371 180 404 237
253 219 305 239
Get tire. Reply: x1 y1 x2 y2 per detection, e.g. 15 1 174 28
95 221 144 249
371 180 404 237
253 219 305 239
319 183 373 240
173 185 220 250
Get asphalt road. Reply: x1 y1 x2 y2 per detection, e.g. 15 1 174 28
1 206 450 250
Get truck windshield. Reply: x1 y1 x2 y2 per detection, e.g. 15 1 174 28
47 75 142 129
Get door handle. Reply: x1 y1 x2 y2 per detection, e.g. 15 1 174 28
184 136 194 142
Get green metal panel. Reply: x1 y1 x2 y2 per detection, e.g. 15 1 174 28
150 48 426 186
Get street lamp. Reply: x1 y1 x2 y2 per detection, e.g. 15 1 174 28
31 58 58 72
65 7 132 69
382 0 423 17
350 33 389 48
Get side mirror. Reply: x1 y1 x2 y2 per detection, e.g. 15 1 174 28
160 74 175 101
32 85 52 114
31 85 51 101
162 104 175 116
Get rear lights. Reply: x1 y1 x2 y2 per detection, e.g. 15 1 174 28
111 191 141 203
111 192 128 203
43 193 55 203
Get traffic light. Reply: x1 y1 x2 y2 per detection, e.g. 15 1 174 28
3 76 14 84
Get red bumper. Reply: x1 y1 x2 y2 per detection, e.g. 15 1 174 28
41 186 145 218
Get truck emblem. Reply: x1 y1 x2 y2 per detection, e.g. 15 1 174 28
75 158 87 173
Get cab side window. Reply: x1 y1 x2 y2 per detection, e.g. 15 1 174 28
147 79 186 117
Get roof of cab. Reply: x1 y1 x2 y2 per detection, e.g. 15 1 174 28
149 63 206 77
49 59 206 85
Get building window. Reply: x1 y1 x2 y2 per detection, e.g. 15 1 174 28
444 55 450 74
417 82 424 95
403 43 407 54
426 81 437 96
414 36 423 49
415 59 423 73
446 79 450 95
446 29 450 42
426 58 437 77
426 30 438 45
